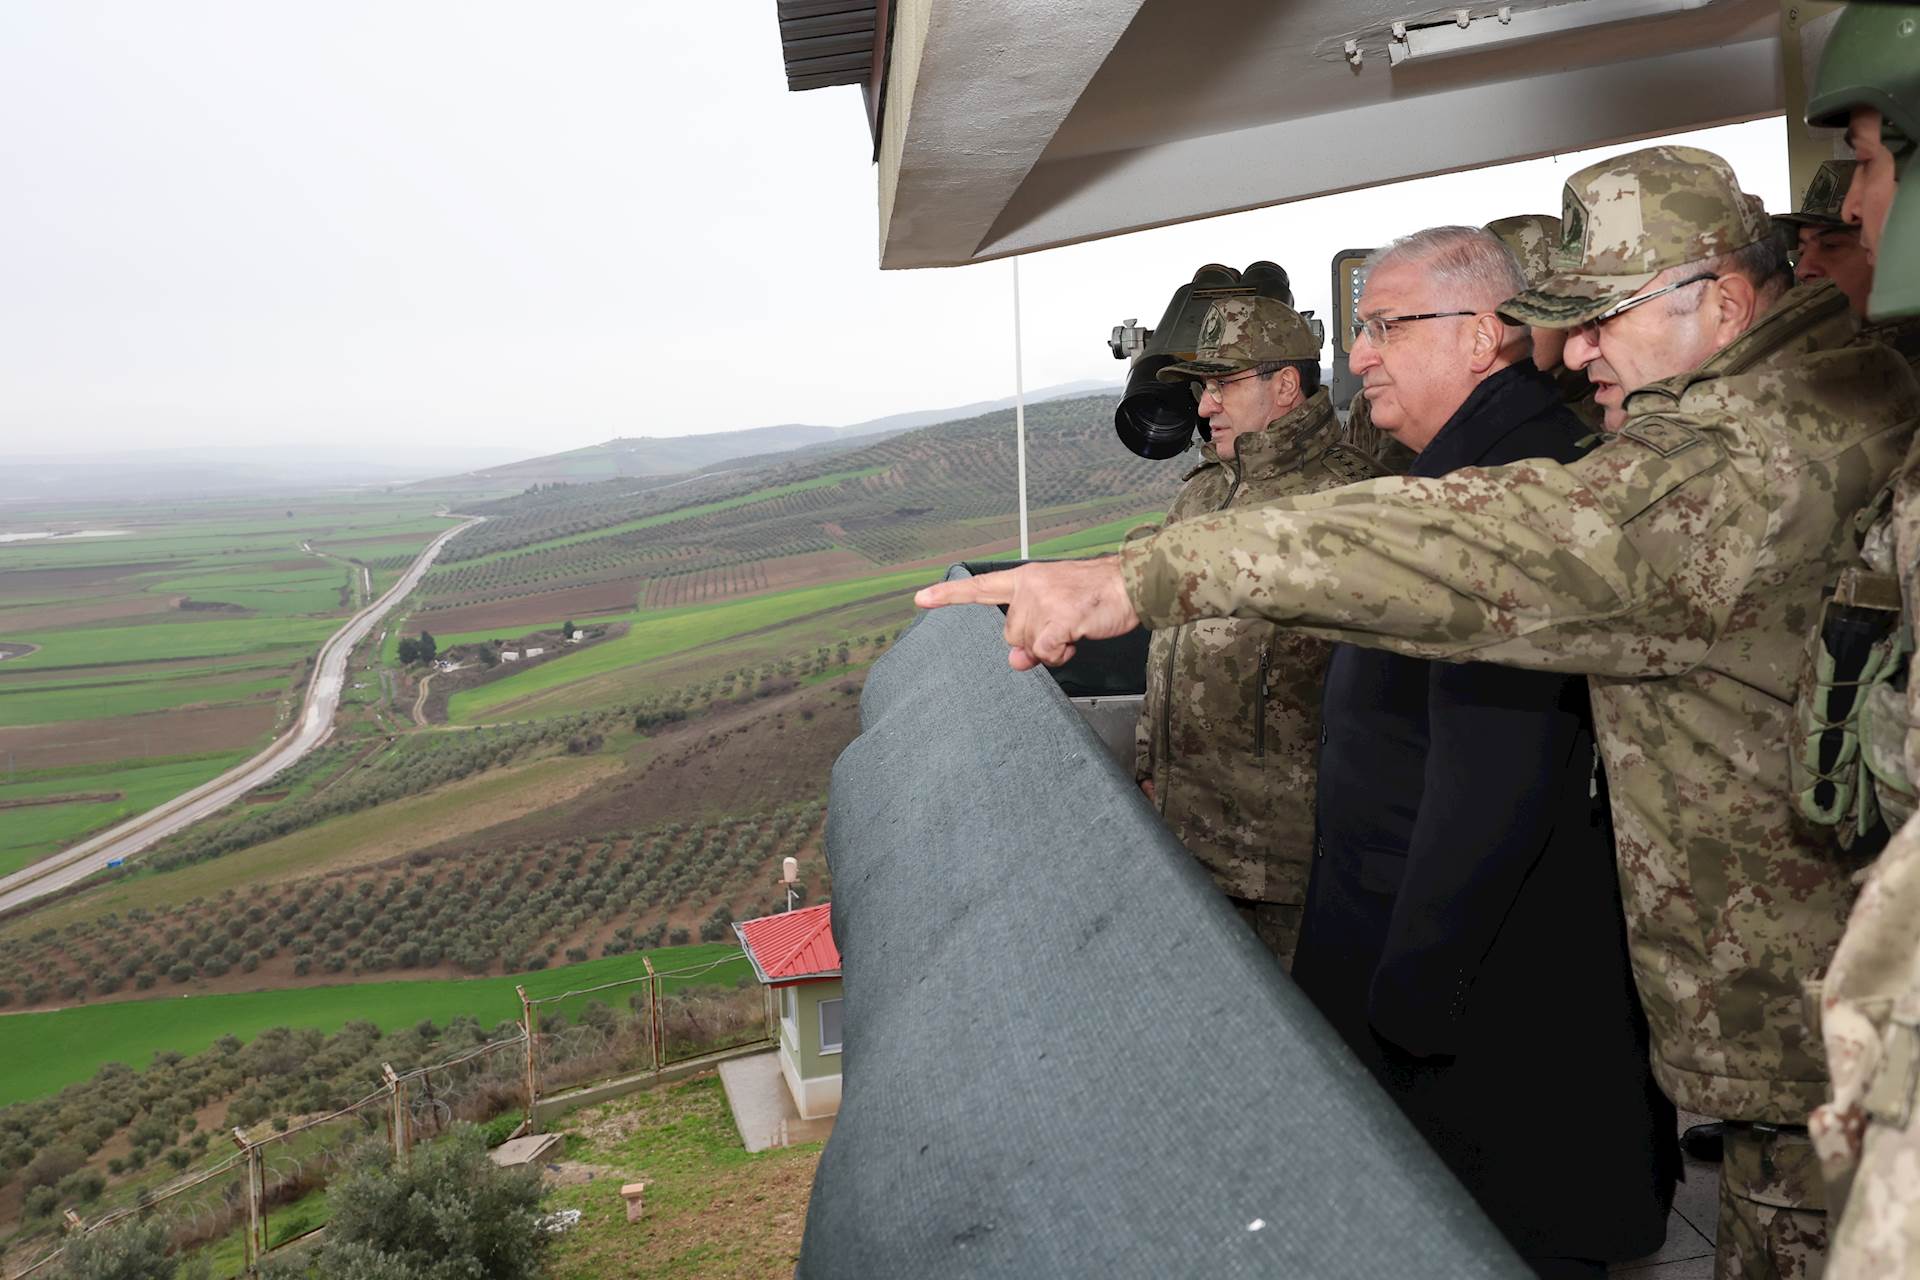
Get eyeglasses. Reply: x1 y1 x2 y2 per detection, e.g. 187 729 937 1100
1195 367 1270 402
1574 273 1718 336
1350 311 1477 346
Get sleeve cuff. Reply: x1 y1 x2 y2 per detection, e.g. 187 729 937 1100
1118 531 1179 630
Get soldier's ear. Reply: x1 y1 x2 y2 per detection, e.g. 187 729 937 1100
1713 272 1759 338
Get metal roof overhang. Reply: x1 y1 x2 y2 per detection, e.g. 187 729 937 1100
868 0 1784 269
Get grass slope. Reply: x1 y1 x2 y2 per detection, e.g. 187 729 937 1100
0 943 751 1108
0 753 251 877
443 512 1156 724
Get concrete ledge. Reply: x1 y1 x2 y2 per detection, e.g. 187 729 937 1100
532 1040 774 1126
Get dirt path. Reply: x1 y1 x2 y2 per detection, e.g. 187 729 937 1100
412 671 435 726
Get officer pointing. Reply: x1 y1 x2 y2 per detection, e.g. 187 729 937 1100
919 142 1920 1276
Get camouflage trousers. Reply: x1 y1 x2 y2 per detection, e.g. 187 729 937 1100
1716 1125 1829 1279
1228 896 1302 972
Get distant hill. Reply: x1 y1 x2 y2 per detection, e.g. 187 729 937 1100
401 389 1183 630
0 444 532 502
404 380 1120 492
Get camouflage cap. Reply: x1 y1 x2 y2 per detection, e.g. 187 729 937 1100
1483 214 1562 288
1774 160 1860 231
1155 296 1320 381
1498 145 1773 329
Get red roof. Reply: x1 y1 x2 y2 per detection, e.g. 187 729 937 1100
734 903 841 985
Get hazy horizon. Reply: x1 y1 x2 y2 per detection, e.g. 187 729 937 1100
3 4 1791 459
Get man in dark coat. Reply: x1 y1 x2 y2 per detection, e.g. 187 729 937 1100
1289 226 1678 1279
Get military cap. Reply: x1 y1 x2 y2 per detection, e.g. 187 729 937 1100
1483 214 1562 288
1155 296 1320 382
1498 145 1773 329
1774 160 1860 231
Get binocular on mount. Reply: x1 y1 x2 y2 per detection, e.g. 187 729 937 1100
1110 262 1316 460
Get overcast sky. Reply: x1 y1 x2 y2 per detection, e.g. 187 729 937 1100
0 3 1791 459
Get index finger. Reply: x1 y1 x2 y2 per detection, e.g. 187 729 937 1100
914 570 1019 610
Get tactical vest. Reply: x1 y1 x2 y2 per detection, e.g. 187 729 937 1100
1792 325 1920 844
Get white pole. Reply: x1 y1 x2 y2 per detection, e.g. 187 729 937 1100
1012 257 1030 559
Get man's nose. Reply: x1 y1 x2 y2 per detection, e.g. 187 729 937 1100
1563 326 1599 371
1841 171 1866 229
1349 334 1381 374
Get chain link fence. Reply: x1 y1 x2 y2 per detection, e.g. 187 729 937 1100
5 948 774 1278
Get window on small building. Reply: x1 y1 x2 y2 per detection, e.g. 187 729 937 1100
781 986 798 1044
818 997 843 1054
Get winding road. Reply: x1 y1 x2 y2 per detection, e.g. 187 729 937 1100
0 516 482 915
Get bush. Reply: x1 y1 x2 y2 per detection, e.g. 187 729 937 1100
305 1126 546 1279
47 1217 201 1279
56 1168 106 1204
478 1110 524 1149
23 1144 86 1192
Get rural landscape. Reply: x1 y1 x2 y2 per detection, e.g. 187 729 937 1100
0 385 1173 1277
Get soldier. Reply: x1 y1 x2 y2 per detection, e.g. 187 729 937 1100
1777 158 1920 372
918 144 1920 1278
1484 213 1606 430
1799 7 1920 1277
1132 295 1383 967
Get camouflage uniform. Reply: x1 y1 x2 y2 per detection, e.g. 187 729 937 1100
1802 11 1920 1277
1134 297 1385 966
1116 146 1919 1277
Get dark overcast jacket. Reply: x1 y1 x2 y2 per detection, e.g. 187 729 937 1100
1292 360 1676 1264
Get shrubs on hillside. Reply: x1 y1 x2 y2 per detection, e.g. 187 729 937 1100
48 1218 206 1280
261 1127 546 1280
0 803 826 1005
144 717 623 873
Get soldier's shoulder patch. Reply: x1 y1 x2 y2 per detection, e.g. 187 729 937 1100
1318 442 1388 484
1616 419 1701 458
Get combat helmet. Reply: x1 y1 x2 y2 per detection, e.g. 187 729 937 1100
1806 2 1920 318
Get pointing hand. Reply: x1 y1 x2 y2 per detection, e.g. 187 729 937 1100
914 556 1141 670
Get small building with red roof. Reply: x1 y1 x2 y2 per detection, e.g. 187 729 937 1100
734 903 843 1119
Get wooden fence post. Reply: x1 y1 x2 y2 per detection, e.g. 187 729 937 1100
382 1063 408 1166
518 985 540 1135
643 958 662 1073
231 1126 262 1273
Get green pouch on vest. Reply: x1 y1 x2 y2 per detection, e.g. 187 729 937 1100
1792 567 1910 842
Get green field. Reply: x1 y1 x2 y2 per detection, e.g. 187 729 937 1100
0 670 289 727
440 511 1156 723
0 943 753 1108
0 751 623 934
0 753 251 877
0 497 461 874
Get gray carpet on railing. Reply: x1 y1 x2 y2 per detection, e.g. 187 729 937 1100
796 569 1527 1279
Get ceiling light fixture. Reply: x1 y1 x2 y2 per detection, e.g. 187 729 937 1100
1386 0 1722 66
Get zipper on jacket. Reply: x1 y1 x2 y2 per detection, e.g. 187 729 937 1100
1254 643 1270 760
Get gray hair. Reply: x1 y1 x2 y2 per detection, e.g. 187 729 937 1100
1363 226 1529 319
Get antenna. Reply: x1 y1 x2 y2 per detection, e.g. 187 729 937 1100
1012 258 1030 559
